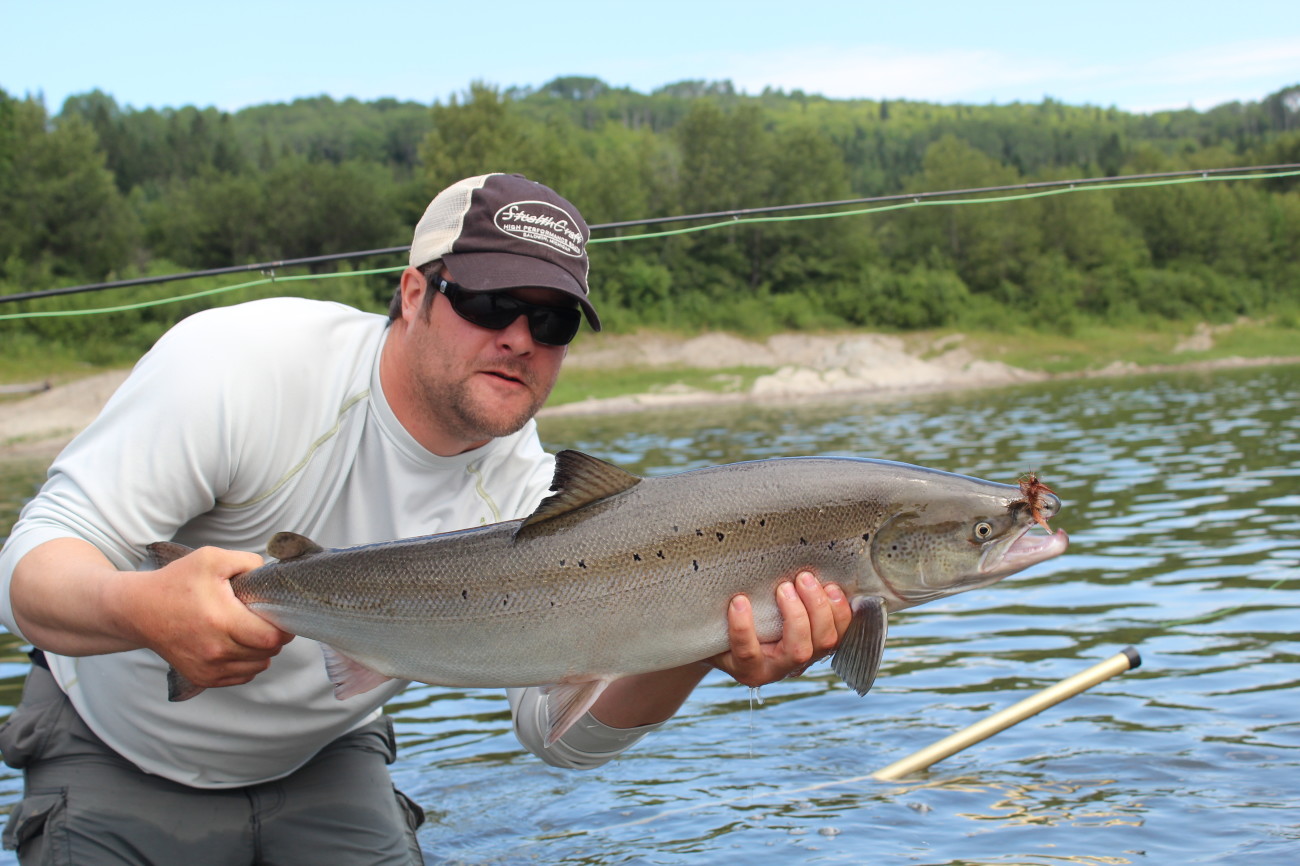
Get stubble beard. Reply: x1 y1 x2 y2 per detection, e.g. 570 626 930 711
421 360 553 445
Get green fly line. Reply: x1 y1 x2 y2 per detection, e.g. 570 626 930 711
1156 573 1295 629
3 167 1297 323
595 169 1300 242
0 266 404 322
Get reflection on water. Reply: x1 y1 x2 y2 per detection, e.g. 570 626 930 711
1 364 1298 864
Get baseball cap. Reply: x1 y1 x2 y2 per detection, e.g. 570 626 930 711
408 173 600 330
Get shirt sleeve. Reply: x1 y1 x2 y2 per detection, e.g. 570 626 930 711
506 687 664 770
0 312 261 638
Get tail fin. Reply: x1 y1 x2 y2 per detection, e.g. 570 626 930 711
167 666 205 702
147 543 208 701
145 541 194 568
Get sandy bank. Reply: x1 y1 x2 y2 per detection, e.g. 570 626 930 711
543 332 1045 416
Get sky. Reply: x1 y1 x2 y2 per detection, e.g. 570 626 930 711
2 1 1298 116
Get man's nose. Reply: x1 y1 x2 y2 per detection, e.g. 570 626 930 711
495 314 535 353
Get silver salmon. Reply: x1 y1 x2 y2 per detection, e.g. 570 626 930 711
150 450 1068 744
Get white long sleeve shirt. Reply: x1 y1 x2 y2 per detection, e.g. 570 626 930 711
0 298 656 787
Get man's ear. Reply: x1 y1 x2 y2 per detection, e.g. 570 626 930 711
398 266 428 321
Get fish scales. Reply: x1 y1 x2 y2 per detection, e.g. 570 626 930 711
220 455 1056 688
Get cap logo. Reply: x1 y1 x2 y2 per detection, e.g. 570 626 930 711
493 201 586 258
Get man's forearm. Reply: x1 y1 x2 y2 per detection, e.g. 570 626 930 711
589 662 712 729
10 537 147 655
9 538 290 696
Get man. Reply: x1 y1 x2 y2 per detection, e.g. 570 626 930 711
0 173 849 864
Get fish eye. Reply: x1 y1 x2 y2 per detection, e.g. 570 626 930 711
974 521 994 540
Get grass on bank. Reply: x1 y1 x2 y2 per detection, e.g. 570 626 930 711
955 317 1299 376
549 365 772 406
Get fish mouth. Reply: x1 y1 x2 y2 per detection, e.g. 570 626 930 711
981 525 1069 577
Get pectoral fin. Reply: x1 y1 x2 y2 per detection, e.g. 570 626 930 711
539 678 613 747
322 645 397 699
830 595 889 696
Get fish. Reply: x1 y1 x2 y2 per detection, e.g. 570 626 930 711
148 449 1068 745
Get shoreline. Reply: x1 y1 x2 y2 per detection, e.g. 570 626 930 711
2 332 1297 461
541 330 1299 417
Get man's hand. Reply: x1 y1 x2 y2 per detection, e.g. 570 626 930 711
11 538 293 690
132 546 295 691
579 571 852 731
709 572 852 688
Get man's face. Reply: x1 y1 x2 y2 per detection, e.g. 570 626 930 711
400 268 569 452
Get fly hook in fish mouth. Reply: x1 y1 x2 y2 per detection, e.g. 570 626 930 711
1010 472 1056 532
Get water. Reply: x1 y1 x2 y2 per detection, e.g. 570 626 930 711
1 364 1297 864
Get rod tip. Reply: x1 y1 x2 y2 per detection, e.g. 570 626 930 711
1121 646 1141 669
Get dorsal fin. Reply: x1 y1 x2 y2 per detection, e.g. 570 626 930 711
267 531 325 561
520 450 642 529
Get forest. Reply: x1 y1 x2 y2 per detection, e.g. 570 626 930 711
1 76 1298 365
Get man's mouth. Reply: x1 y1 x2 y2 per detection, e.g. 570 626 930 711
481 368 527 387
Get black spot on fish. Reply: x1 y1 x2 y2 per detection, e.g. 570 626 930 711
716 532 725 542
696 529 704 537
657 550 665 559
461 589 468 600
759 518 767 527
579 560 587 569
633 553 642 562
502 597 509 607
693 560 699 571
740 518 748 525
828 541 836 550
560 559 566 566
673 525 679 533
862 533 870 542
800 537 808 545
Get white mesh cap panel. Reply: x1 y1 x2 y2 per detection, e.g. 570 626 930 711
408 174 495 268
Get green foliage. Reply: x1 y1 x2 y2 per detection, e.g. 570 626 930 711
0 93 137 283
0 262 395 375
145 159 404 268
1 77 1298 371
828 264 971 329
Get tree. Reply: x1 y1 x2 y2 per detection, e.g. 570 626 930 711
0 91 136 284
418 83 534 189
885 135 1040 298
263 158 404 262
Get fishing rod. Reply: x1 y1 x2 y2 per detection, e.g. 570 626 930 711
3 163 1297 307
579 646 1145 836
871 646 1143 781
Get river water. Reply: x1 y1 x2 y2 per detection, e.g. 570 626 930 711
0 364 1297 864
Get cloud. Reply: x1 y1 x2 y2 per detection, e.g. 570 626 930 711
714 36 1300 110
721 45 1062 102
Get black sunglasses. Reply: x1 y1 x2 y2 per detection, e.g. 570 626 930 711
437 278 582 347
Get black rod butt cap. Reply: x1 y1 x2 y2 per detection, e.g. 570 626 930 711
1121 646 1142 669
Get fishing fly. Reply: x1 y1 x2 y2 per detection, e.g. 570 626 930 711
1011 473 1057 532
